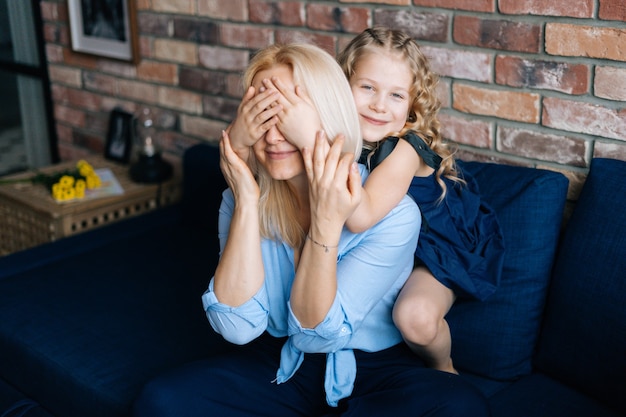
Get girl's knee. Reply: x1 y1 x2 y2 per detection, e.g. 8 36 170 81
393 298 441 345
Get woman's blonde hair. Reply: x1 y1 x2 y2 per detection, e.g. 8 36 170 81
243 43 362 248
338 26 462 199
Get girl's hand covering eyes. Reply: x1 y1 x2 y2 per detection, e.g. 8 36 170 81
267 77 322 150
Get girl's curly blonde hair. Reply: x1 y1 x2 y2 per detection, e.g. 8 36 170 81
338 26 463 199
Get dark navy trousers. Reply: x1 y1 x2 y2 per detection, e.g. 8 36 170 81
133 333 489 417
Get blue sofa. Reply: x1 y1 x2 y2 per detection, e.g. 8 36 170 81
0 144 624 417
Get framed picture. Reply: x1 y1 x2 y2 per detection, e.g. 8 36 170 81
104 108 135 163
67 0 138 62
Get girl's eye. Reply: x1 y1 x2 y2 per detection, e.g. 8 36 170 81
361 84 374 91
391 92 405 100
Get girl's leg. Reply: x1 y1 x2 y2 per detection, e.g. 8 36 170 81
392 266 457 373
133 334 330 417
338 343 489 417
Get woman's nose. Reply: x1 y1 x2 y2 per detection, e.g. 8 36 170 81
264 125 285 144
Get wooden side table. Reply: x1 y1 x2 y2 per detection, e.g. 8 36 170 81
0 156 181 256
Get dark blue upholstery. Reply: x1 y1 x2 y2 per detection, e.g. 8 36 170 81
488 374 622 417
449 162 569 380
0 146 623 417
535 158 626 415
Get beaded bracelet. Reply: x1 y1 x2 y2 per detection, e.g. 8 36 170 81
306 234 338 253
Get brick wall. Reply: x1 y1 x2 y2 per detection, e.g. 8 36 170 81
41 0 626 201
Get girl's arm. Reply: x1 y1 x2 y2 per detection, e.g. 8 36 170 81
289 132 361 328
212 130 265 307
346 139 423 233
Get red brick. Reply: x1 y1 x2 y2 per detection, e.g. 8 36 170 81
46 44 64 63
157 131 201 158
173 18 219 43
306 4 370 33
546 24 626 62
454 16 541 53
67 89 102 111
499 0 594 18
439 114 493 148
341 0 409 5
152 0 195 14
43 22 60 43
495 56 589 95
137 61 178 84
82 72 117 95
594 141 626 160
220 25 273 49
374 10 448 42
202 96 240 122
137 13 171 36
422 46 492 83
599 0 626 22
40 1 59 21
497 126 587 167
179 68 226 95
180 115 227 142
97 61 137 78
54 104 85 127
595 66 626 101
437 79 451 108
118 80 159 103
453 84 540 123
198 0 247 21
198 45 249 71
543 97 626 140
249 0 304 26
154 39 198 65
410 0 494 12
48 65 82 87
275 30 336 56
157 87 202 114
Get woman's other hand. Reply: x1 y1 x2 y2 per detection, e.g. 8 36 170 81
304 131 361 241
227 85 282 162
219 130 260 205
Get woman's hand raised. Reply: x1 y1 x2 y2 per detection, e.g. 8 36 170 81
219 130 260 206
303 131 361 244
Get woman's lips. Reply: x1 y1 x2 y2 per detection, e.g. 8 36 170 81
266 149 298 160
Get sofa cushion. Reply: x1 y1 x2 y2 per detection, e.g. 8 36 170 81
0 378 55 417
0 223 230 417
448 162 568 380
488 373 622 417
535 158 626 415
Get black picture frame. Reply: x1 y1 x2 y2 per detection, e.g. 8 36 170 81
104 108 134 163
67 0 139 63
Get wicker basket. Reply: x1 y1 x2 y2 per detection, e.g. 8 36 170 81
0 157 180 256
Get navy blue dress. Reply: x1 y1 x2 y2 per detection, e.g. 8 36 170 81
360 131 505 301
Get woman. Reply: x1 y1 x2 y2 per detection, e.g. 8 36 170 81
133 43 488 417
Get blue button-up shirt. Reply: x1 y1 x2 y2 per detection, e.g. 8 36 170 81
202 167 421 406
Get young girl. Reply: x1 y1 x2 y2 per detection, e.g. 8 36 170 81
336 27 505 374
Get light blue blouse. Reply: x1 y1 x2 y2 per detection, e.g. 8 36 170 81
202 167 421 406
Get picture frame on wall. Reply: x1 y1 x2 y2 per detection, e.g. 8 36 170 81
104 108 135 164
67 0 138 63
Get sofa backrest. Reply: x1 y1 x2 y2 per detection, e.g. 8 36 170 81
182 143 228 233
448 161 569 381
535 158 626 415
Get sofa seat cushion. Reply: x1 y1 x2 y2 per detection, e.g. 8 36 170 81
0 223 230 417
0 378 55 417
535 158 626 415
488 373 622 417
447 162 568 380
